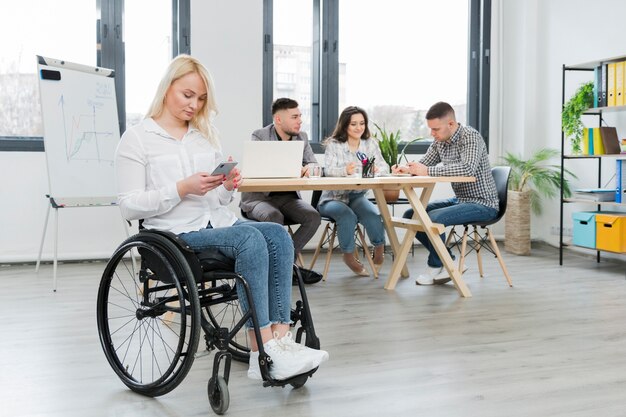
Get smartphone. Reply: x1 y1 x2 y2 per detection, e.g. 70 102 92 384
211 161 238 176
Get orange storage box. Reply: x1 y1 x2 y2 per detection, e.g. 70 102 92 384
595 213 626 253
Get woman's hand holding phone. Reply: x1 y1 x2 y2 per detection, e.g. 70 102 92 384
177 172 224 197
217 157 241 191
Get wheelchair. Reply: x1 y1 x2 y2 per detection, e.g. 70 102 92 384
96 228 322 415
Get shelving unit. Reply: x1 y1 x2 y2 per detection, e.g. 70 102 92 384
560 58 626 265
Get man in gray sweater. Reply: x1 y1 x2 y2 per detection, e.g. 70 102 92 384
240 98 322 283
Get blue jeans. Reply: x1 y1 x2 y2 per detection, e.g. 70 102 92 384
318 192 386 253
178 220 293 329
403 198 498 268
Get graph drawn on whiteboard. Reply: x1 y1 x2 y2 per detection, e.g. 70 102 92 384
60 86 117 162
37 56 120 206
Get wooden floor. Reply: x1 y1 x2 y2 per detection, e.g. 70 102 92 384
1 243 625 417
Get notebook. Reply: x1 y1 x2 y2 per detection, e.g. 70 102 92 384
599 127 622 154
241 140 304 178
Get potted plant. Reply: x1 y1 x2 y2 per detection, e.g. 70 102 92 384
373 123 400 166
562 81 594 154
373 123 426 202
373 123 402 202
502 148 577 255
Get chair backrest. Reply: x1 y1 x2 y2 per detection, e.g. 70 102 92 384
492 166 511 222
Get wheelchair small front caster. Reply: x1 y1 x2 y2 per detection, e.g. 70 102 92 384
207 376 229 415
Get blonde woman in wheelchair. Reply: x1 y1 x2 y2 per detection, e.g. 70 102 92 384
115 55 328 381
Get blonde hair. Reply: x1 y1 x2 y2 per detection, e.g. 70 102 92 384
146 54 220 148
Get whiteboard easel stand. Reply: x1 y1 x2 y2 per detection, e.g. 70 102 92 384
35 195 130 292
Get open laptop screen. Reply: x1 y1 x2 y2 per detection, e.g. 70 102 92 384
241 141 304 179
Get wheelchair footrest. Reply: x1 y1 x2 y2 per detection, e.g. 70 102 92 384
261 366 319 388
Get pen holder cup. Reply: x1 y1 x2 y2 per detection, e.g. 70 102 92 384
362 162 375 178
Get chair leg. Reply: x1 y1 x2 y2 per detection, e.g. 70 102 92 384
486 228 513 287
286 225 305 267
474 226 485 277
445 227 455 246
356 225 378 279
459 226 468 273
294 252 304 268
322 224 337 281
309 223 330 271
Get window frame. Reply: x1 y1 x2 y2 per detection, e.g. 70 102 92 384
0 0 190 152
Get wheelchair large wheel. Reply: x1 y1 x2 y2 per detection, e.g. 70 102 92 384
97 233 201 397
203 279 250 363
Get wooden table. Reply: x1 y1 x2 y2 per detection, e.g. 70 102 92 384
238 175 476 297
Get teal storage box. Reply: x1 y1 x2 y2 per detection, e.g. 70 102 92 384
572 212 597 248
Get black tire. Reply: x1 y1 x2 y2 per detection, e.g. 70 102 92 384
208 376 230 415
97 233 201 397
203 279 250 363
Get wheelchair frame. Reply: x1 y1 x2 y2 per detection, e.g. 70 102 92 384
96 229 321 414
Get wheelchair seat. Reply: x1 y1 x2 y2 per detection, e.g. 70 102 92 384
96 228 321 415
197 247 235 272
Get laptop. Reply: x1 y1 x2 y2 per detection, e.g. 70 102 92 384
242 140 304 178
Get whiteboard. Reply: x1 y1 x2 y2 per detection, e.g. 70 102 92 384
37 55 120 207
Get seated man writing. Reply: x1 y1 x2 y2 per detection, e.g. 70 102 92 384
394 101 499 285
240 98 322 284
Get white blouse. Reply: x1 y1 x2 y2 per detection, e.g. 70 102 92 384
115 118 237 234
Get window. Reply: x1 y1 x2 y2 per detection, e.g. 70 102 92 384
271 0 314 138
1 0 189 151
339 0 468 141
265 0 491 151
0 0 95 150
124 0 174 128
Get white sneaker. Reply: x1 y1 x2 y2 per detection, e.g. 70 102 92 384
263 338 316 380
416 266 444 285
247 350 262 380
416 266 468 285
276 331 329 369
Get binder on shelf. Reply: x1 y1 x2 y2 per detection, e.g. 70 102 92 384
589 127 594 154
599 126 621 154
601 64 607 107
607 62 616 106
592 127 605 155
616 61 625 106
582 128 590 155
617 159 625 203
593 66 600 107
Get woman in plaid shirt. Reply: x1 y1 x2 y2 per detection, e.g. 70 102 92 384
395 102 499 285
318 106 389 276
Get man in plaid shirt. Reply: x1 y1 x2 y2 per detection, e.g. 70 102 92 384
396 102 499 285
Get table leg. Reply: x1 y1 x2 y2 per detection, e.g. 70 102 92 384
405 187 472 298
373 189 409 278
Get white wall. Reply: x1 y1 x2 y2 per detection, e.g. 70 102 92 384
0 152 128 263
494 0 626 255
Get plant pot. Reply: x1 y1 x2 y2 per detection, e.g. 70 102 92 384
504 190 531 255
383 189 400 203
